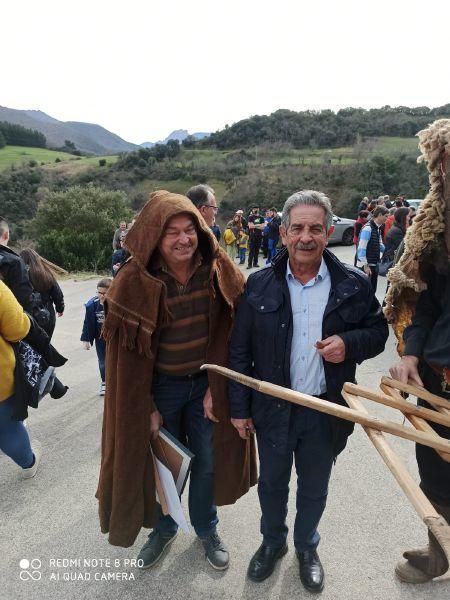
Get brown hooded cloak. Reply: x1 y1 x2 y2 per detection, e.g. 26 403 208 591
96 191 257 547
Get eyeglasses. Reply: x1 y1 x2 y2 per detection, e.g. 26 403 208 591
203 204 219 212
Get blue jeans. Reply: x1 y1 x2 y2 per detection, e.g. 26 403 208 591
95 338 106 382
266 238 278 263
239 247 247 264
257 405 334 552
0 396 34 468
152 370 218 538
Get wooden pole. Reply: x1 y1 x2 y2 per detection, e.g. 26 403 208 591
342 391 439 520
343 382 450 428
201 365 450 454
381 377 450 412
343 390 450 564
379 383 450 464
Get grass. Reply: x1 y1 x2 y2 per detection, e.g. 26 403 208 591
0 145 118 172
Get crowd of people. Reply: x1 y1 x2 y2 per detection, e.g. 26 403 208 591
1 139 449 594
223 206 281 268
353 194 416 292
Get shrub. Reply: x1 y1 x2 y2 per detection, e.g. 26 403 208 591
31 185 132 271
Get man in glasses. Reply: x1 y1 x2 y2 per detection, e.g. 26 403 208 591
186 184 218 229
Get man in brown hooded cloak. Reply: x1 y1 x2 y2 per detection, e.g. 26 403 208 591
96 191 257 569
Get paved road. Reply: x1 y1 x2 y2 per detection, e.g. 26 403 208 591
1 246 449 600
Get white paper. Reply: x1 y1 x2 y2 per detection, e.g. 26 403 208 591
154 457 190 533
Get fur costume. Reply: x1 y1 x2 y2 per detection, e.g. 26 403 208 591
384 119 450 353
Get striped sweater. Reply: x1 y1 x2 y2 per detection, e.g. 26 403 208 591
151 255 211 376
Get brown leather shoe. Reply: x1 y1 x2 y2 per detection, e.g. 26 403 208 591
297 549 324 593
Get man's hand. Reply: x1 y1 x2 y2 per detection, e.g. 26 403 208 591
315 335 346 363
82 341 90 350
390 355 423 387
203 387 219 422
231 418 256 439
363 264 372 277
150 409 163 440
57 312 64 318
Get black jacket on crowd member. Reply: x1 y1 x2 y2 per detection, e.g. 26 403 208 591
229 247 388 457
383 223 404 264
365 220 383 266
0 245 34 311
111 248 129 277
0 244 66 368
38 282 65 338
382 208 409 264
267 214 281 241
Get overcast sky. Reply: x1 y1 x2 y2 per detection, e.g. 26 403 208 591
3 0 450 144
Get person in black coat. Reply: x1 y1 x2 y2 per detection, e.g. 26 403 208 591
228 190 388 592
382 207 409 264
111 233 130 277
19 248 64 339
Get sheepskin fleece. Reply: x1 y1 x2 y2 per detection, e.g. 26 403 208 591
384 119 450 354
96 190 257 547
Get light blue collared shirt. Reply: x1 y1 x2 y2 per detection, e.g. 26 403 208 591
286 258 331 396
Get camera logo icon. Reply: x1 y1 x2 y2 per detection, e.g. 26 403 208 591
19 558 42 581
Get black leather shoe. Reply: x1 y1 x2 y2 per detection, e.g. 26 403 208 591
247 543 288 582
297 549 324 593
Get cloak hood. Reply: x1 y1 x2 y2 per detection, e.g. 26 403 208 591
124 190 219 268
384 119 450 353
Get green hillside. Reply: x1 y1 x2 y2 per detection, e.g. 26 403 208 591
0 145 118 172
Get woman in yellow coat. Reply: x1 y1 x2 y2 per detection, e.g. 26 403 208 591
0 280 41 478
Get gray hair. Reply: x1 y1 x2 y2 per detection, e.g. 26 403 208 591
281 190 333 231
0 217 9 238
186 184 215 208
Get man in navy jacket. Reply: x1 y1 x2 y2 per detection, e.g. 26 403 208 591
229 190 388 592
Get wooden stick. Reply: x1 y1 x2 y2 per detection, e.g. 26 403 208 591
343 382 450 428
201 365 450 454
381 377 450 411
343 390 450 562
379 383 450 464
342 391 439 520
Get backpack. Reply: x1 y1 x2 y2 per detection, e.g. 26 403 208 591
29 291 51 330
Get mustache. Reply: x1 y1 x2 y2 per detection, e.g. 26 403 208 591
295 243 317 250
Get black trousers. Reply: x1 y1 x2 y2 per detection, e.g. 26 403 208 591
256 406 334 551
417 364 450 506
248 234 262 267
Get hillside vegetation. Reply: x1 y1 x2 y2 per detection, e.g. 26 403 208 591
203 105 450 149
0 146 118 172
2 103 449 269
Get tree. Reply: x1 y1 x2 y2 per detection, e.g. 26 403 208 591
31 185 131 271
166 139 180 158
0 130 5 148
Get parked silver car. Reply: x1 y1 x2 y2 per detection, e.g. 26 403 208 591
406 199 423 211
329 214 355 245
